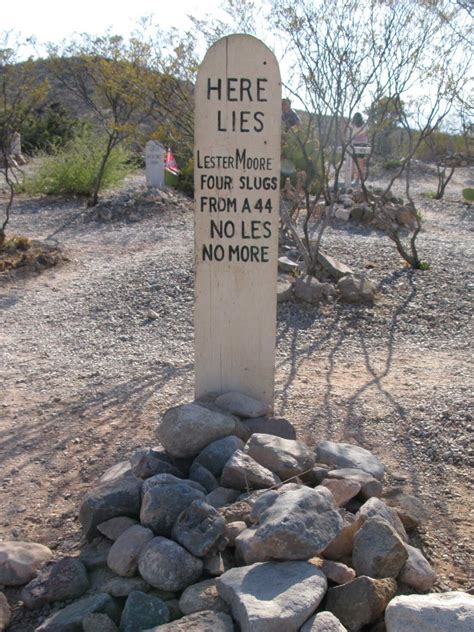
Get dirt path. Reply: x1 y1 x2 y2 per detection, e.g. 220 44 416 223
0 168 473 629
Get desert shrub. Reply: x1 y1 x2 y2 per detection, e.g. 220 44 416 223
21 103 78 154
21 129 130 197
175 158 194 197
384 159 403 169
462 188 474 202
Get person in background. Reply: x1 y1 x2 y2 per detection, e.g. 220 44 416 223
282 98 300 132
349 112 369 184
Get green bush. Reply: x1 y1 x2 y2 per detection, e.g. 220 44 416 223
175 159 194 197
21 129 130 197
462 188 474 203
21 103 78 154
384 159 403 169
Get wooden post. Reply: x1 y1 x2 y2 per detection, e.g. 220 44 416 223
194 35 281 408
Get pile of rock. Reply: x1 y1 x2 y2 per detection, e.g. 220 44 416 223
278 251 377 304
1 392 473 631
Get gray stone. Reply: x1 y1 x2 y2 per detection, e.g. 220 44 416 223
399 544 436 591
83 613 118 632
157 403 237 458
79 472 142 539
87 567 118 594
322 510 360 560
352 517 408 579
221 450 281 491
130 448 183 479
179 578 229 615
326 576 397 631
102 576 150 597
217 561 327 632
20 557 89 609
242 416 296 440
0 541 53 586
327 468 383 500
138 537 203 591
107 525 154 577
99 462 133 484
172 500 226 557
245 433 316 481
140 482 205 536
335 208 351 222
224 521 247 546
215 392 270 418
79 537 112 569
383 490 431 529
162 598 181 622
189 462 219 493
320 478 361 507
317 251 353 280
218 499 252 524
36 593 121 632
294 275 335 304
202 550 235 577
206 487 241 508
194 436 245 477
0 593 11 632
356 497 408 542
385 592 474 632
97 517 139 541
337 273 376 303
314 558 356 585
315 441 384 480
119 590 169 631
142 610 234 631
278 256 299 273
300 611 347 632
141 473 206 496
277 277 294 302
235 486 343 564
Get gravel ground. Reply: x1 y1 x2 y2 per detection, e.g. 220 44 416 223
0 167 473 630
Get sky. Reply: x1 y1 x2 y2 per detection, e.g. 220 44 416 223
3 0 226 51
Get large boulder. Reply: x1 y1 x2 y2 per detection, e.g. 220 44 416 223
119 590 169 632
0 593 11 632
320 478 361 507
337 273 376 303
130 448 184 479
0 541 53 586
325 576 397 631
215 392 270 418
179 578 229 615
294 275 335 304
189 463 219 493
235 486 343 564
140 481 205 536
245 433 316 480
385 591 474 632
97 517 138 541
172 500 227 557
107 525 154 577
35 593 121 632
157 404 237 458
326 468 383 500
20 557 89 609
322 509 360 560
194 436 245 478
300 611 347 632
79 471 142 540
352 517 408 579
138 537 203 592
315 441 384 480
221 450 281 491
317 251 353 280
141 610 234 631
356 497 408 542
383 489 431 530
398 544 437 591
217 561 327 632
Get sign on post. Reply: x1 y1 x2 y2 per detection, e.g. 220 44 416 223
145 141 165 188
194 34 281 408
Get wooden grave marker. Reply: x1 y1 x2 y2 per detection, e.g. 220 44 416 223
194 34 281 408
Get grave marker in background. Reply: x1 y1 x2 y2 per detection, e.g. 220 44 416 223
145 141 165 188
194 34 281 408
